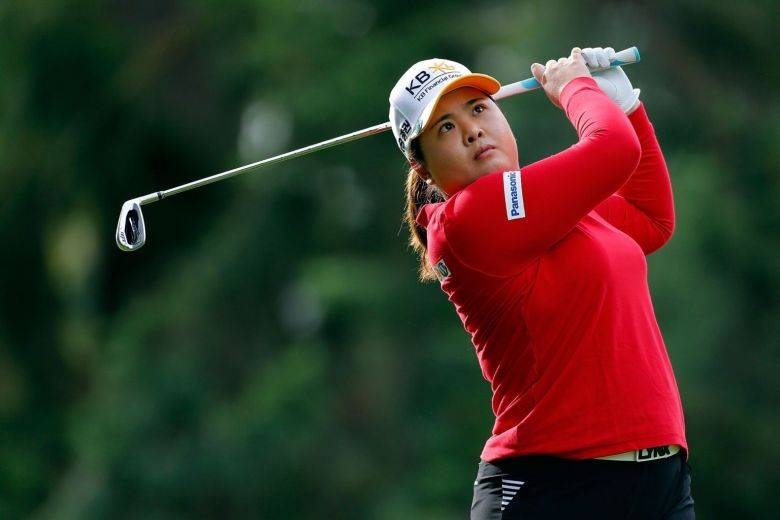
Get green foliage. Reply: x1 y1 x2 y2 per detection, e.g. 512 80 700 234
0 0 777 518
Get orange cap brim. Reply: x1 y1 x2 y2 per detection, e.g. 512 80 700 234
416 73 502 136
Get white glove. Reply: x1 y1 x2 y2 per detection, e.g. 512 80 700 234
582 46 640 114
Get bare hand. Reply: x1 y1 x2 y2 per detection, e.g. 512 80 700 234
531 47 591 108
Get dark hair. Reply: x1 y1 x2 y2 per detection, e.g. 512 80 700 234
403 139 446 281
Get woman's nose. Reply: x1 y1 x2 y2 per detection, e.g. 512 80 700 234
466 128 484 144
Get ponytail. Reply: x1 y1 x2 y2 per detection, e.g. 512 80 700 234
403 139 445 282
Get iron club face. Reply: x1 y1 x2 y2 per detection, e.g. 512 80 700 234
115 200 146 251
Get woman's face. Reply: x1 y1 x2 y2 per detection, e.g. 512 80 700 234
416 86 519 195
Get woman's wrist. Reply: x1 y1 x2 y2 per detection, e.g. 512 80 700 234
559 76 599 112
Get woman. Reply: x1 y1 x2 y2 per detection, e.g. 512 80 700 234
389 47 695 519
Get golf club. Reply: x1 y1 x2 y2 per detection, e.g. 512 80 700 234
116 46 641 251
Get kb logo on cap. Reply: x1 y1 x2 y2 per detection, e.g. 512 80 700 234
405 61 458 96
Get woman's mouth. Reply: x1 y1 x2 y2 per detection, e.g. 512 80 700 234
474 145 496 160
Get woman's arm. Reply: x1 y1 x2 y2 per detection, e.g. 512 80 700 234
594 103 675 254
442 76 641 277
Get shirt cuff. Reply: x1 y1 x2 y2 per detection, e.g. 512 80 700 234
559 76 601 111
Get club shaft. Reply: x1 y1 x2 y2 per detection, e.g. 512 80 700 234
135 46 639 206
136 121 392 205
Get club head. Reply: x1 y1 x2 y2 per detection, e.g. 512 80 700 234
115 200 146 251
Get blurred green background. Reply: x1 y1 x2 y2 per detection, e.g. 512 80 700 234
1 0 777 518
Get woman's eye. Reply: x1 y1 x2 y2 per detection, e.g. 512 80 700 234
474 103 487 114
440 122 454 134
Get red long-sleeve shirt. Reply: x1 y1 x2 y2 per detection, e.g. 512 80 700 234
415 77 686 461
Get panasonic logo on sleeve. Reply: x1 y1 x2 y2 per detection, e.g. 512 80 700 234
502 171 525 220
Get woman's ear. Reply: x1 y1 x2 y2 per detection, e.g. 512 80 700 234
410 160 434 185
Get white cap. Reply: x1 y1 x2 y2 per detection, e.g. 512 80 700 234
389 58 501 157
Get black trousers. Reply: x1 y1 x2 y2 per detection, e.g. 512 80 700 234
471 452 694 519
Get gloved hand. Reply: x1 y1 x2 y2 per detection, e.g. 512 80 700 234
582 47 640 114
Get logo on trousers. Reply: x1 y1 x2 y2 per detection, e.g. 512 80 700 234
636 446 672 461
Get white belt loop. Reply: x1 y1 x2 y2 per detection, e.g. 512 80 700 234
595 445 681 462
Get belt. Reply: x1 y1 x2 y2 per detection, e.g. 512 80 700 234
595 445 680 462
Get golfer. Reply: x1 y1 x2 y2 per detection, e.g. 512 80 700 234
389 47 694 519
